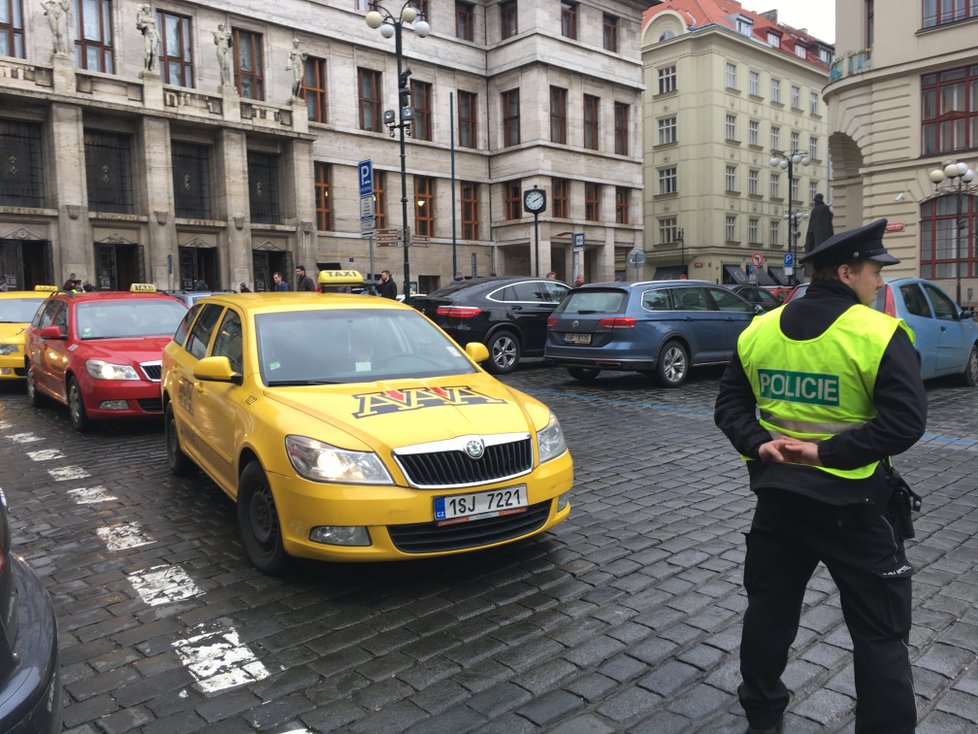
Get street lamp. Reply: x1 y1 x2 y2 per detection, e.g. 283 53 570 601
770 150 810 284
365 2 430 299
676 227 685 276
928 160 976 306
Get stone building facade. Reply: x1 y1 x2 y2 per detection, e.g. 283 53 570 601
825 0 978 306
640 0 832 285
0 0 646 294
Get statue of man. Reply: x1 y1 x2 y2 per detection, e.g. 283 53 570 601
804 193 835 254
288 38 307 99
213 23 233 87
136 5 161 72
42 0 70 55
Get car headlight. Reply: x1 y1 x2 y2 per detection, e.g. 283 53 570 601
0 344 18 355
285 435 393 485
537 412 567 463
86 359 140 380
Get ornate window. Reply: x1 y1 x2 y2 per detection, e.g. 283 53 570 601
157 10 192 87
75 0 114 73
247 151 279 224
457 90 477 148
171 142 210 219
922 65 978 155
358 68 382 132
302 57 328 123
461 181 478 239
414 176 434 236
411 80 433 141
0 0 24 58
0 120 42 207
233 29 264 100
84 130 132 213
920 195 976 279
314 162 333 231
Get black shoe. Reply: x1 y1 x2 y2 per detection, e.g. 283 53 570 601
745 719 783 734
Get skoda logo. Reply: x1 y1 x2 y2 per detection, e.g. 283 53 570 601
464 438 485 460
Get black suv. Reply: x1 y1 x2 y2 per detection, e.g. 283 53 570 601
411 277 570 373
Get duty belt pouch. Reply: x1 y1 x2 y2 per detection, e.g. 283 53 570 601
886 466 922 540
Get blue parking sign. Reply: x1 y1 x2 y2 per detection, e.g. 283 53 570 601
784 252 794 268
358 160 373 197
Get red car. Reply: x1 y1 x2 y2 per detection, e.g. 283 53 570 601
24 286 188 431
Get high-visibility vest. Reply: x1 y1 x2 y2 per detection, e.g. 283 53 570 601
738 303 914 479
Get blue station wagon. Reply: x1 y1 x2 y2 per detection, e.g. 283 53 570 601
544 280 759 387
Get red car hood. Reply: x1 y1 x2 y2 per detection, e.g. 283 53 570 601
73 335 173 362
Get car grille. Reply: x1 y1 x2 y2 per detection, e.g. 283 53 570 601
141 361 162 382
137 398 163 413
388 500 551 553
394 435 533 488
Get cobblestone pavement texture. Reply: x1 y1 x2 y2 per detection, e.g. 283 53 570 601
1 361 978 733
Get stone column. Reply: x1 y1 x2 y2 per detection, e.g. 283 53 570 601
48 103 89 280
282 138 315 269
216 129 251 287
139 117 176 288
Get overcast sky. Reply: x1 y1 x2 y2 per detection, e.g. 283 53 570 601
764 0 836 43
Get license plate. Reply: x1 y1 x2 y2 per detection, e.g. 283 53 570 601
565 333 591 344
434 484 528 524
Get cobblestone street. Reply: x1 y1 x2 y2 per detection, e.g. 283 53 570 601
2 362 978 733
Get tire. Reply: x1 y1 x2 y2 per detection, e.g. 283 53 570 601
67 376 92 432
237 461 290 575
485 330 521 375
26 362 46 407
165 402 194 475
567 367 601 382
656 340 689 388
960 345 978 387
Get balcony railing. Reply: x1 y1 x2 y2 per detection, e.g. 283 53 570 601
829 49 872 82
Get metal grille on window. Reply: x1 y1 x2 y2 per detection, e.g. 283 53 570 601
0 120 43 207
84 131 133 213
172 142 211 219
247 151 280 224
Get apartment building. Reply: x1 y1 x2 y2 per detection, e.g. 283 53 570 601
0 0 645 294
641 0 832 285
825 0 978 306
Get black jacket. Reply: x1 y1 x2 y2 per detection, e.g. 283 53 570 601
378 278 397 300
714 279 927 505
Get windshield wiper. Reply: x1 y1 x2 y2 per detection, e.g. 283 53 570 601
266 379 339 386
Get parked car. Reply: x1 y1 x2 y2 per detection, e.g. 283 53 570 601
161 292 573 573
0 286 58 381
764 285 796 302
727 284 783 311
873 277 978 384
545 280 759 387
165 290 235 307
0 489 62 733
783 282 810 302
411 277 571 374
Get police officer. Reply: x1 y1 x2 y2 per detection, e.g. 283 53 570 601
714 219 927 734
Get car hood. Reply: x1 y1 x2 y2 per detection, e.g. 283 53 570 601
0 323 29 342
74 335 173 362
261 373 547 452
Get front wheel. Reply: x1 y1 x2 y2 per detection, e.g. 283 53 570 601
960 345 978 387
656 340 689 388
485 330 521 374
67 376 91 432
237 461 290 575
165 403 194 475
26 363 46 407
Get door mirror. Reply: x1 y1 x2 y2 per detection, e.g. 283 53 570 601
39 325 65 340
193 355 242 385
465 342 490 364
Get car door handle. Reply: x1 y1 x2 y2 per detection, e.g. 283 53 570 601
511 305 523 311
941 326 947 332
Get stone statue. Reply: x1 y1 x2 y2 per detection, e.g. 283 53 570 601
213 23 233 87
804 193 835 254
136 5 161 72
288 38 307 99
42 0 70 55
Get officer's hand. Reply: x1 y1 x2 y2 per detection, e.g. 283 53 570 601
758 440 789 463
779 439 822 466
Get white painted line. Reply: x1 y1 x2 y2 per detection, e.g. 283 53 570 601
49 466 91 482
96 522 154 551
129 565 202 606
27 448 65 461
8 432 42 443
67 485 118 504
0 421 11 430
173 621 270 694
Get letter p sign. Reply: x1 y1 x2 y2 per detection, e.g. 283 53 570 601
358 160 373 198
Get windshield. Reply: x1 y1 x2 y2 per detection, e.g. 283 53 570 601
554 289 629 315
76 299 189 339
0 298 46 323
257 309 478 385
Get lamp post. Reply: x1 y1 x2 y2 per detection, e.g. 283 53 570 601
770 150 810 284
365 2 430 299
676 227 685 277
928 160 976 306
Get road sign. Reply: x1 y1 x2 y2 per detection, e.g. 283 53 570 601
751 251 764 267
358 160 373 197
627 249 646 267
573 232 585 251
359 195 375 238
784 252 794 276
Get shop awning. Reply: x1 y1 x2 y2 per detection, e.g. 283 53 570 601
723 264 749 284
653 266 686 280
755 267 775 285
767 266 789 285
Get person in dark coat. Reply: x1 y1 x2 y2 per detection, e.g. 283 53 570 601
377 270 397 299
294 265 316 291
804 193 834 254
715 219 926 734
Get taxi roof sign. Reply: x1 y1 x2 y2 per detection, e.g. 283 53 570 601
34 285 59 292
130 283 158 292
317 270 364 286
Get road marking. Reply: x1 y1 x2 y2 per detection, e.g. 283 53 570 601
96 522 154 550
27 448 66 461
129 564 202 606
0 421 10 430
7 432 43 443
67 485 118 504
49 465 91 481
173 621 270 694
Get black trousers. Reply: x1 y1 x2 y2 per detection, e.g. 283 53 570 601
739 490 915 733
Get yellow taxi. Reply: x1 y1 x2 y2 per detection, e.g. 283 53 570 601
161 292 573 574
0 286 57 381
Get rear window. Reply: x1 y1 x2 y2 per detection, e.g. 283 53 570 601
556 289 628 315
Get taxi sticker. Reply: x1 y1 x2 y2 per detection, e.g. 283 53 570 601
353 386 505 418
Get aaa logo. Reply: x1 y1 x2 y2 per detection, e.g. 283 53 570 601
353 386 505 418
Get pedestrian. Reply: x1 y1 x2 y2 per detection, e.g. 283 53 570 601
295 265 316 291
239 282 251 292
81 279 94 292
62 272 76 290
573 274 585 288
272 272 290 291
377 270 397 299
546 271 557 280
714 219 927 734
804 193 834 254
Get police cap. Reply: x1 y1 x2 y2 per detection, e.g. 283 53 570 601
799 218 899 268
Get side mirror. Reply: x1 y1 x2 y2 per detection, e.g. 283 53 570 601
465 342 490 365
39 325 65 340
753 305 765 316
193 355 242 385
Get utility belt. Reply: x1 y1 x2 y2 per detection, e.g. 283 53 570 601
886 465 922 540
